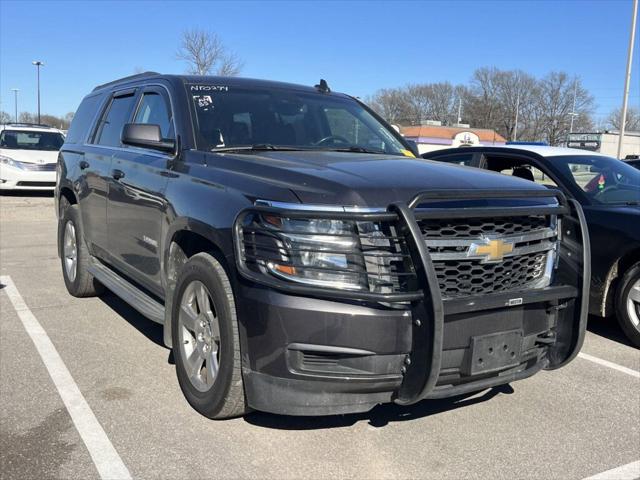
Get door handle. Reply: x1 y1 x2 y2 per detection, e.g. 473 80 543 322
79 160 90 170
112 169 125 180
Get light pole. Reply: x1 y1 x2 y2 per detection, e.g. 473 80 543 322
617 0 638 159
32 60 44 124
11 88 19 122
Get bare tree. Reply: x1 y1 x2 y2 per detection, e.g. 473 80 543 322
607 106 640 131
365 88 414 124
536 72 594 145
0 111 11 124
177 29 243 76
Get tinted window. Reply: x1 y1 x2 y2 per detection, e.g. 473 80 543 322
66 94 103 144
431 153 475 166
95 93 136 147
0 130 64 151
134 92 173 139
556 155 639 204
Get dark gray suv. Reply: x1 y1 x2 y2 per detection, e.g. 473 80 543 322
56 73 589 418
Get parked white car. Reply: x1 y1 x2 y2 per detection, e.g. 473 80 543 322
0 123 65 190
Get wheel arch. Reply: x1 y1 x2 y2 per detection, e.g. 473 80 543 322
602 248 640 317
162 218 234 348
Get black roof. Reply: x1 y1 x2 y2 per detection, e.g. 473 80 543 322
92 72 343 96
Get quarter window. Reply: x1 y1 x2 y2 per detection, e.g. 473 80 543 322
95 93 136 147
134 92 174 139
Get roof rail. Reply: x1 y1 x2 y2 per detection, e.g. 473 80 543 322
3 122 54 129
92 71 161 92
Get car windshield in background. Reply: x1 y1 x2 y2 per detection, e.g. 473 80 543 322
188 85 408 156
0 130 65 151
556 155 640 205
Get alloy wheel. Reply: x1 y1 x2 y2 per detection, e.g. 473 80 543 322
178 280 221 392
63 221 78 283
626 278 640 333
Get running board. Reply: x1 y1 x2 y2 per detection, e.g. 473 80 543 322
88 257 165 324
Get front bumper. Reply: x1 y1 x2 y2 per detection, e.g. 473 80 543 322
234 190 590 416
0 165 56 190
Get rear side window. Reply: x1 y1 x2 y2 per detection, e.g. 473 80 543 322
430 153 475 166
133 92 174 139
95 93 136 147
66 94 103 144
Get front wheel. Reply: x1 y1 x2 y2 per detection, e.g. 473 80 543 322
171 252 248 419
616 262 640 348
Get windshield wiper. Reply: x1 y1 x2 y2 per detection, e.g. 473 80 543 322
211 144 310 153
323 146 387 154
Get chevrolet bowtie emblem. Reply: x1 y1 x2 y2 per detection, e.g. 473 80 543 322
468 238 514 263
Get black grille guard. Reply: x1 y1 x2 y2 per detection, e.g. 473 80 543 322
233 188 591 403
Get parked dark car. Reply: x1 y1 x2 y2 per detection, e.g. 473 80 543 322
56 73 588 418
423 145 640 346
624 155 640 170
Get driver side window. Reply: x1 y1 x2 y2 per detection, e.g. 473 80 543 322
323 107 381 149
134 92 174 140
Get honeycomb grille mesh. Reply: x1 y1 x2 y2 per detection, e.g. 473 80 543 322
420 216 552 298
432 252 547 297
420 216 548 239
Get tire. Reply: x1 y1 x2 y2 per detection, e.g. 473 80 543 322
615 262 640 348
58 203 104 298
171 252 248 419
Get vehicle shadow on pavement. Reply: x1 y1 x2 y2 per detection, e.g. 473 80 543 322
244 384 514 430
0 190 54 197
587 315 635 348
99 291 166 348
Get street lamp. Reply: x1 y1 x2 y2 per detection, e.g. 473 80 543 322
11 88 19 123
32 60 44 124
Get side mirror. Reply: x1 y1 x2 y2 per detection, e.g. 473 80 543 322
405 139 420 157
121 123 175 153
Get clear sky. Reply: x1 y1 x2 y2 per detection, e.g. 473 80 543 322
1 0 638 123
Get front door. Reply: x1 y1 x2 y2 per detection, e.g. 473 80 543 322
107 87 175 295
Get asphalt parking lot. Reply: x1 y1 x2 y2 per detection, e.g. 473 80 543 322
1 192 638 480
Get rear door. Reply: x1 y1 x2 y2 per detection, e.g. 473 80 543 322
107 86 175 295
81 89 137 257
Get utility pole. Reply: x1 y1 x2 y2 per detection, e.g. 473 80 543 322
32 60 44 124
513 90 521 142
457 98 462 125
11 88 19 122
617 0 638 159
569 80 578 134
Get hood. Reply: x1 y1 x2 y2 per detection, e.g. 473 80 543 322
0 148 58 164
204 150 556 207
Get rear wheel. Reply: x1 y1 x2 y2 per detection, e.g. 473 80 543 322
171 252 248 419
58 203 103 297
616 262 640 348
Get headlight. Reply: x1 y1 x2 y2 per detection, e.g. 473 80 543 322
0 155 24 169
238 212 411 294
262 215 364 290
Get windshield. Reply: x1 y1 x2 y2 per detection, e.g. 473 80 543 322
554 155 640 205
188 84 409 155
0 129 65 151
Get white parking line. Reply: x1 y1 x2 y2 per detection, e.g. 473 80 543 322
578 352 640 379
583 460 640 480
0 276 132 480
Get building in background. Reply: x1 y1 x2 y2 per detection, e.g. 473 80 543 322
401 122 506 154
567 131 640 158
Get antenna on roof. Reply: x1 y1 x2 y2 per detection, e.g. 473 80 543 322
314 79 331 93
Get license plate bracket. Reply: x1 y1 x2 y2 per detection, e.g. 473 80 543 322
467 330 523 375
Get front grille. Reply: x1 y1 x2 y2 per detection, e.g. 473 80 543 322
420 216 556 298
20 163 56 171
